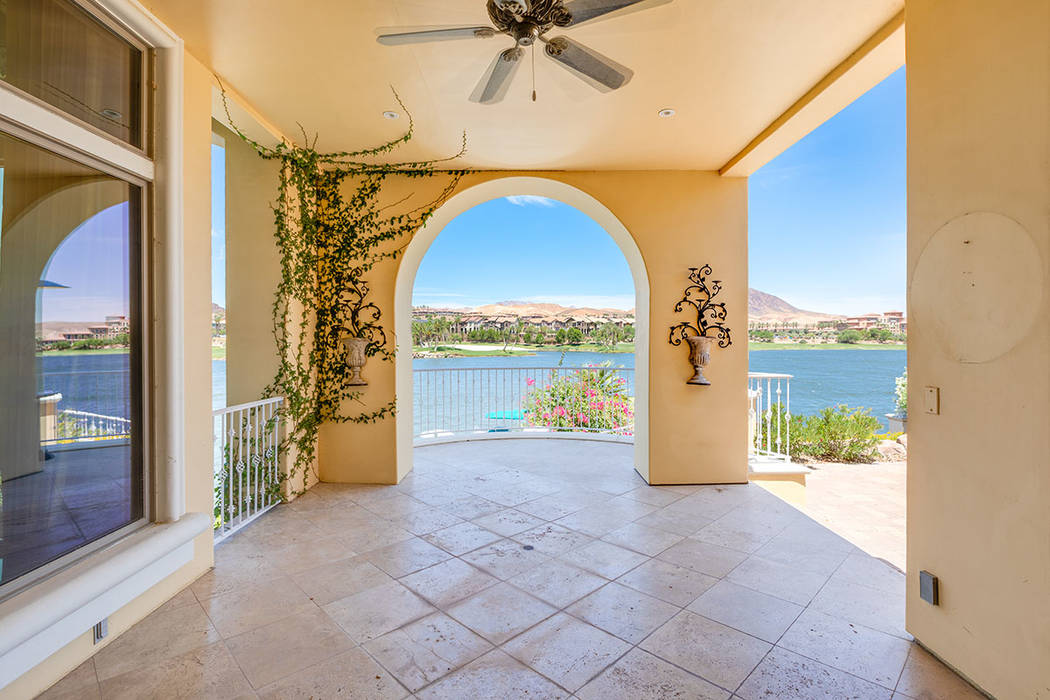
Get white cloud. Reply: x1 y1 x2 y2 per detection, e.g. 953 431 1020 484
504 195 557 208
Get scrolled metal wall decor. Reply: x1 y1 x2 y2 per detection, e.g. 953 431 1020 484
668 265 733 385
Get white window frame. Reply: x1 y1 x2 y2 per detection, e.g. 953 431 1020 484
0 0 207 689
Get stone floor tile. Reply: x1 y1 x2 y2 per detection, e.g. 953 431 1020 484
515 494 589 521
98 641 254 700
267 534 356 576
752 535 852 576
199 575 315 638
656 538 749 578
225 607 355 689
509 559 607 608
778 608 912 688
616 557 719 607
503 612 631 692
460 538 551 579
322 580 435 643
189 547 285 601
423 521 503 556
446 582 556 644
567 582 679 643
471 508 547 537
895 644 986 700
36 659 99 700
361 537 452 578
363 612 492 692
725 555 830 606
809 577 909 639
639 610 771 690
153 586 200 615
383 506 465 536
635 508 715 536
415 649 568 700
554 506 636 537
737 646 893 700
687 579 804 643
620 485 686 507
92 603 221 682
576 648 730 700
511 523 593 556
338 522 415 554
290 556 392 606
433 493 504 520
692 518 784 554
558 540 648 580
602 522 685 556
256 646 408 699
831 552 906 596
399 557 498 608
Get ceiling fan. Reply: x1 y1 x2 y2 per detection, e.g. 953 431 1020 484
376 0 672 104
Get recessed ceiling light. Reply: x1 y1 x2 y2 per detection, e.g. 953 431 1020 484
101 108 123 120
657 108 676 118
382 111 400 120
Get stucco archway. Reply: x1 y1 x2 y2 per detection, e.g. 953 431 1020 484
394 177 651 483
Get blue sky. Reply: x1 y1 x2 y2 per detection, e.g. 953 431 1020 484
39 202 130 322
749 67 906 315
414 195 635 310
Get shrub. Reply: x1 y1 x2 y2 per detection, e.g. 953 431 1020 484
836 329 862 344
894 369 907 416
523 364 633 435
755 404 880 462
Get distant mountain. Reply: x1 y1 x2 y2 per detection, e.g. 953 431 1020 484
748 289 843 324
211 303 225 314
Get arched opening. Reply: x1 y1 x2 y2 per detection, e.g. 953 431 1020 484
395 177 650 483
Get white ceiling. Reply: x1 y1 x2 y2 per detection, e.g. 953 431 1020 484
143 0 904 170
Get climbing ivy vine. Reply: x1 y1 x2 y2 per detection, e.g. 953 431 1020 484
221 88 470 494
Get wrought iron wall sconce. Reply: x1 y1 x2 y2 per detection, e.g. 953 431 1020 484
668 265 733 385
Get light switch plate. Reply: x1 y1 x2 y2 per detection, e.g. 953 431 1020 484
924 386 940 415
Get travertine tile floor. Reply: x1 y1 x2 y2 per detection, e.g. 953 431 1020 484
41 440 983 699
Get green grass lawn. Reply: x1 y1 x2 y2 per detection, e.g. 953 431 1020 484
213 346 226 360
36 347 129 357
748 342 907 350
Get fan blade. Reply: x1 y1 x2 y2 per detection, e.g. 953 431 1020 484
470 48 524 104
562 0 673 27
543 37 633 92
377 26 497 46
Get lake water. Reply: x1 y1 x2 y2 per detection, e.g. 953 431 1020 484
44 348 906 430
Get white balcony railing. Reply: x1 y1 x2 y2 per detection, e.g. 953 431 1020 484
213 397 284 542
414 366 635 442
749 372 792 461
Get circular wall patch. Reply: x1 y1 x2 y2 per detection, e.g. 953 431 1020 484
911 212 1044 363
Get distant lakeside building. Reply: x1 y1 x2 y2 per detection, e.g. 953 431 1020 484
414 304 634 335
36 315 130 347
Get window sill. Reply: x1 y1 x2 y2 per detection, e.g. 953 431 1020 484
0 512 210 689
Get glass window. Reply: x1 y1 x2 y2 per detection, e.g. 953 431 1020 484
0 130 144 592
0 0 144 147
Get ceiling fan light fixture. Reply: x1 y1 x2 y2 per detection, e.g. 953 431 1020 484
658 108 676 118
382 111 400 120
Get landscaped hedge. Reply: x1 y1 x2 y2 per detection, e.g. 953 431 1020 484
760 404 881 462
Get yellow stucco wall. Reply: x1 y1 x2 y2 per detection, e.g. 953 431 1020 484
220 121 283 407
3 49 218 700
906 2 1050 698
318 171 749 486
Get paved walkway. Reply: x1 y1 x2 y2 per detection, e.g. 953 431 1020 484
802 461 907 571
42 442 978 699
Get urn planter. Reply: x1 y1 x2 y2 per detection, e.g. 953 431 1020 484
341 336 369 386
685 335 715 385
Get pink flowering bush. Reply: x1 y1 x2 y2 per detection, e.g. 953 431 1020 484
522 364 634 435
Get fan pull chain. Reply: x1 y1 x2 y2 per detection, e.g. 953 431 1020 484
531 43 537 102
